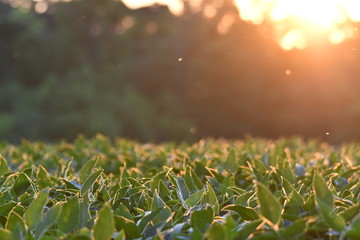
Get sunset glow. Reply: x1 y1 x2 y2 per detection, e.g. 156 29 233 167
122 0 183 15
123 0 360 50
235 0 360 50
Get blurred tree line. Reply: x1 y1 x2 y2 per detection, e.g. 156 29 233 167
1 0 360 143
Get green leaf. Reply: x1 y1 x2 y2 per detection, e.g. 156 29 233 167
281 176 293 196
36 165 51 189
222 204 259 220
37 165 49 180
236 219 262 239
79 157 98 184
190 207 213 232
175 177 190 201
203 183 219 214
191 169 204 190
62 159 73 178
35 204 61 240
350 213 360 230
158 179 170 199
151 190 166 209
137 208 163 233
279 218 307 238
341 166 360 178
5 210 25 231
0 201 17 218
116 203 134 221
184 167 198 192
224 215 238 240
78 194 91 228
0 155 9 177
190 227 203 240
114 215 141 239
317 198 346 232
12 173 31 197
58 196 80 233
234 192 254 206
0 228 14 240
256 182 282 229
126 177 141 187
151 191 172 223
114 229 125 240
224 149 236 173
347 213 360 239
313 174 333 207
250 231 278 240
340 204 360 221
194 161 209 177
313 174 346 231
253 158 267 175
143 216 171 239
24 189 48 230
282 161 295 184
93 204 115 240
150 170 167 192
228 186 247 195
206 222 227 240
80 169 103 196
303 194 315 211
185 189 205 208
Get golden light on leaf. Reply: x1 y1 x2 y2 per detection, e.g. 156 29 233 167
235 0 360 50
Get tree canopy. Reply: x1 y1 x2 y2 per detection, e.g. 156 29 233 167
1 0 360 143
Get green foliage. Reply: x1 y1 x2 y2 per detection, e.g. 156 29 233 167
24 190 48 230
256 182 282 230
57 197 80 233
0 0 195 143
0 136 359 239
93 204 115 240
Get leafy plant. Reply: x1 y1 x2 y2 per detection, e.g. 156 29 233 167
0 136 358 239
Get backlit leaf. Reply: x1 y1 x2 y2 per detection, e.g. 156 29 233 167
191 207 213 232
93 204 115 240
35 204 61 240
0 155 9 177
12 173 31 197
58 196 80 233
24 189 48 230
224 149 236 173
256 182 282 229
79 157 98 184
222 204 259 220
203 183 219 214
185 189 205 208
80 169 103 196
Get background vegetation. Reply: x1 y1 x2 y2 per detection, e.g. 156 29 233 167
1 0 360 143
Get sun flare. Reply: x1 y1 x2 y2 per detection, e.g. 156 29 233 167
235 0 360 50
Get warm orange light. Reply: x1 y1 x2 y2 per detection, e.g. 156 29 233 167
235 0 360 50
123 0 183 15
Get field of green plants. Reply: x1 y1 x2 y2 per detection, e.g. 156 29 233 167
0 135 359 240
